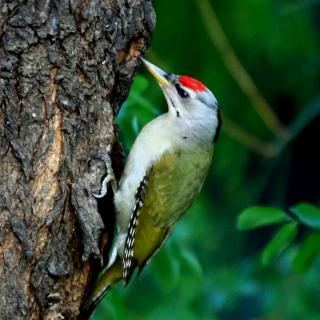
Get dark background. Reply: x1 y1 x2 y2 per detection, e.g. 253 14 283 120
95 0 320 319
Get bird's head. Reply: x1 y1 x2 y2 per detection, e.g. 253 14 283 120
141 58 221 143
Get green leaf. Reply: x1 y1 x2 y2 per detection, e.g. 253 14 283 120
290 203 320 229
237 206 291 230
179 248 203 279
262 222 298 265
293 232 320 273
151 243 181 292
129 91 159 115
131 116 140 135
131 75 149 93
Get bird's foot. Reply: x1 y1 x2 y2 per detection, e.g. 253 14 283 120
91 151 117 198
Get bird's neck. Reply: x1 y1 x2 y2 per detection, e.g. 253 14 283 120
167 111 217 148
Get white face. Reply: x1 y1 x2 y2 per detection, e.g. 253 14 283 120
161 74 219 118
160 75 221 144
141 59 221 144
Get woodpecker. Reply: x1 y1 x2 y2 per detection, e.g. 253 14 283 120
81 58 221 315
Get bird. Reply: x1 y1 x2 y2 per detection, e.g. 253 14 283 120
80 58 222 317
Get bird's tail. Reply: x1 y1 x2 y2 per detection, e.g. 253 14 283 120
79 258 123 319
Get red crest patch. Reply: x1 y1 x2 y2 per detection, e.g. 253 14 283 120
178 76 206 92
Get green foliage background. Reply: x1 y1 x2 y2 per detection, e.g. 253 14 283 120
94 0 320 319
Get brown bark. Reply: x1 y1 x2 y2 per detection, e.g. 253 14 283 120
0 0 155 319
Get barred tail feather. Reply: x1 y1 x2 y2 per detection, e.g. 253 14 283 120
79 258 122 319
79 285 111 320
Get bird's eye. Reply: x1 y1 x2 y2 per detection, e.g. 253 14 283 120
175 84 189 99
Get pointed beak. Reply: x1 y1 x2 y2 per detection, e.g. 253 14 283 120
141 58 170 87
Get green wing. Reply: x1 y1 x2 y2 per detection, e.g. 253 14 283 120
123 147 213 283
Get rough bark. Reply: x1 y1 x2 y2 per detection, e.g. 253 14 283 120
0 0 155 319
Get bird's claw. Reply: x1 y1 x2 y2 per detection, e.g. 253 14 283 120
90 151 117 198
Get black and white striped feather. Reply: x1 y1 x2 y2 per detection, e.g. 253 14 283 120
123 173 149 284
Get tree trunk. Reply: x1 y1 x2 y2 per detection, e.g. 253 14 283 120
0 0 155 319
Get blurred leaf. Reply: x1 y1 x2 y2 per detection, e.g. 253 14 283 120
95 290 131 320
124 75 158 116
262 222 298 265
117 75 160 152
131 116 140 135
129 91 159 115
237 206 291 230
144 304 198 320
179 247 203 279
150 243 181 292
131 75 149 93
290 203 320 229
293 232 320 272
